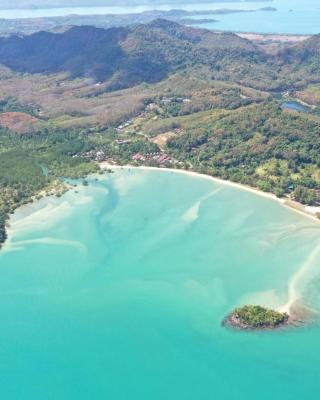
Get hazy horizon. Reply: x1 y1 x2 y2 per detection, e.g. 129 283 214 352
0 0 271 10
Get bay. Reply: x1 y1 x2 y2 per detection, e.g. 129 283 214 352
1 168 320 399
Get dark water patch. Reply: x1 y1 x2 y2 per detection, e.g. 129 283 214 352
282 101 309 113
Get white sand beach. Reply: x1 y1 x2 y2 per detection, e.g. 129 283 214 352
100 162 320 224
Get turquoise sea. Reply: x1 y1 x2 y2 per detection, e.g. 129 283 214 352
0 1 319 34
1 168 320 399
189 0 320 35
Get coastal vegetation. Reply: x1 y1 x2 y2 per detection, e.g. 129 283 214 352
0 126 98 247
0 20 319 247
228 305 289 329
164 102 320 204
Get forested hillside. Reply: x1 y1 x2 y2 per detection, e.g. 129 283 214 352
0 20 318 91
278 34 320 69
165 102 320 202
0 20 319 247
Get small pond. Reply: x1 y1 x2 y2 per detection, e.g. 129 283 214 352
281 101 309 113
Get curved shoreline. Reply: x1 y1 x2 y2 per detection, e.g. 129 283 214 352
2 161 320 321
100 162 320 224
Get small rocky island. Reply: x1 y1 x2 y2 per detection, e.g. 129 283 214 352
226 305 289 330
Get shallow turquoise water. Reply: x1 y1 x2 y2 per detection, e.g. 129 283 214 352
1 169 320 399
1 1 320 34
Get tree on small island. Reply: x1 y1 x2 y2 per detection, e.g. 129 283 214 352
228 305 289 329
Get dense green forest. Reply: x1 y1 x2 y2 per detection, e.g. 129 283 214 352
164 102 320 203
0 20 319 247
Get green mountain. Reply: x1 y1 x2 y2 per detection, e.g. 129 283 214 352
0 20 318 92
0 20 264 89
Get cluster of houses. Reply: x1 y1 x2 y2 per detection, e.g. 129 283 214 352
174 127 184 135
116 119 133 132
116 139 132 145
132 152 176 165
160 96 191 104
78 150 107 162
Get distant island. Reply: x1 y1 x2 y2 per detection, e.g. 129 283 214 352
225 305 289 330
260 7 277 12
180 18 218 25
0 8 276 36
